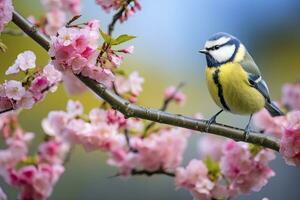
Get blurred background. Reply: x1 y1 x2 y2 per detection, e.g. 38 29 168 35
1 0 300 199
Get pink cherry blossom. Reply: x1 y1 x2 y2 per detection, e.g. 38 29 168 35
61 0 81 15
29 75 50 101
107 109 126 128
164 86 186 106
42 111 70 137
49 26 118 88
198 135 226 161
126 118 144 133
95 0 123 12
175 159 214 200
10 163 65 200
107 148 139 176
87 20 100 31
81 66 115 87
6 51 36 75
41 0 62 10
114 71 145 99
132 127 189 172
88 108 107 124
0 132 33 170
252 108 287 138
220 140 275 194
281 82 300 111
66 100 83 117
280 111 300 166
128 71 144 96
45 9 66 36
96 0 141 21
43 63 62 86
114 75 130 94
66 119 123 152
0 0 13 33
62 70 87 94
118 45 134 54
16 92 35 109
42 0 81 15
4 80 25 101
38 139 70 165
2 60 61 111
109 54 123 67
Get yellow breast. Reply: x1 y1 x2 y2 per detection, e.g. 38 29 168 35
205 63 265 115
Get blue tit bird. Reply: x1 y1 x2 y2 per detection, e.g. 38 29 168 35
199 32 284 137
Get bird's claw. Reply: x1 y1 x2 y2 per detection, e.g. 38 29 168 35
205 117 216 132
244 125 251 141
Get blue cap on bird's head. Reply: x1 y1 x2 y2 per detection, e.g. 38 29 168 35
199 32 241 67
208 32 235 42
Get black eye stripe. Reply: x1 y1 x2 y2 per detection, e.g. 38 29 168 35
206 40 232 51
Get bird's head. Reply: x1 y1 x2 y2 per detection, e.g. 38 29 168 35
199 32 242 67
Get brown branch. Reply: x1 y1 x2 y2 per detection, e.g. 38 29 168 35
11 10 280 152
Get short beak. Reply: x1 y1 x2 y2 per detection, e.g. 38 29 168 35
198 49 208 54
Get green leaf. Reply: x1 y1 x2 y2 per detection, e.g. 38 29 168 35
16 156 38 169
204 156 221 182
100 30 113 44
111 34 136 45
248 144 263 156
113 69 126 75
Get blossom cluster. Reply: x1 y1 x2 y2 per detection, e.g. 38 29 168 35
48 24 113 86
95 0 141 22
252 81 300 166
40 0 81 35
175 135 275 200
42 100 190 176
0 51 62 113
0 112 69 200
49 24 143 98
0 0 13 33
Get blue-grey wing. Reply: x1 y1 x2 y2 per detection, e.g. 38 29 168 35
239 51 283 116
239 50 261 76
248 74 271 103
239 50 270 102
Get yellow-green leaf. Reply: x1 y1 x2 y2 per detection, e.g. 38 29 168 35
111 34 136 45
204 156 221 182
100 30 112 44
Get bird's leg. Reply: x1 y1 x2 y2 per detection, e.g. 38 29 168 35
244 114 253 141
205 109 223 132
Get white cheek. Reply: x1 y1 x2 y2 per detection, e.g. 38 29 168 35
210 45 235 63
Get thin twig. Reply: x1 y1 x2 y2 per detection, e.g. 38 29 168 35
0 108 13 114
132 169 175 177
108 0 133 36
11 10 280 151
144 82 185 135
124 128 137 152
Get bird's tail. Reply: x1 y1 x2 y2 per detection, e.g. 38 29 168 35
265 101 284 117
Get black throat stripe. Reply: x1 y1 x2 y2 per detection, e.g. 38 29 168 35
213 69 230 111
